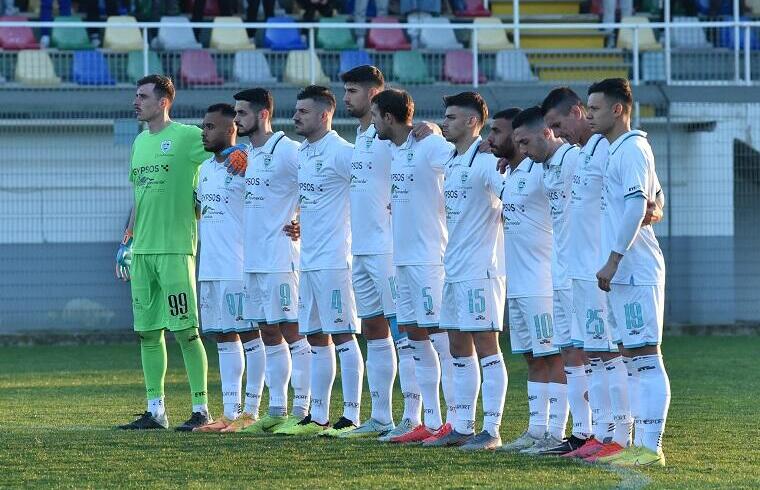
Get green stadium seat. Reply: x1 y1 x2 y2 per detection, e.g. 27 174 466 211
317 16 357 50
51 16 93 50
127 51 164 83
392 51 433 84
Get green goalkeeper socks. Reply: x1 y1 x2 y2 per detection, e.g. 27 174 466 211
139 330 167 402
174 327 209 407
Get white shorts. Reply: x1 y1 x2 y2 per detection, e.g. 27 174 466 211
572 279 617 352
608 283 665 349
243 271 299 325
199 280 256 334
508 296 559 357
440 276 506 332
395 264 444 328
352 253 397 319
552 289 576 349
298 268 360 335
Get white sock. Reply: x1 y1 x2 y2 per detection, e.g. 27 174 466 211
217 341 244 420
243 338 266 417
481 353 507 438
453 355 479 435
289 338 311 418
605 355 632 446
367 336 397 425
193 403 209 414
636 354 670 452
409 339 443 430
310 344 336 425
565 365 592 438
588 357 614 441
148 396 165 417
547 382 569 440
430 332 456 424
264 341 291 417
527 381 548 438
623 356 641 446
396 337 422 425
336 337 364 425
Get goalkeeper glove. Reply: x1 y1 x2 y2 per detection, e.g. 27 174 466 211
221 144 248 176
116 231 133 281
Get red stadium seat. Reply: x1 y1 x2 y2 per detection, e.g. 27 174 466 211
367 16 411 51
180 50 224 85
184 0 220 16
444 50 486 84
455 0 490 17
0 16 40 50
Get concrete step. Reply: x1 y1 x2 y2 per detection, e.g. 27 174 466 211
491 0 583 16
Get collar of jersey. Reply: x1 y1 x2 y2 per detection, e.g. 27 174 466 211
448 136 482 168
356 123 377 140
608 129 647 155
396 129 416 151
252 131 286 156
545 142 575 167
515 157 534 173
299 130 337 155
582 133 605 153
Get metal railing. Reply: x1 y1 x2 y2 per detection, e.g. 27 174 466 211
1 18 759 88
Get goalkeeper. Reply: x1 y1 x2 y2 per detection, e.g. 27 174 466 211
115 75 245 431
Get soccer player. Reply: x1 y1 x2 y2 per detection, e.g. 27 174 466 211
232 88 312 435
426 92 507 451
277 85 364 436
116 75 220 431
192 103 264 433
587 78 670 466
504 106 576 453
371 89 457 444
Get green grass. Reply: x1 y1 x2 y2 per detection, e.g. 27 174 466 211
0 336 757 489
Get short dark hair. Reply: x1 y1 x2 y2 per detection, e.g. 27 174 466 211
233 88 274 115
340 65 384 88
541 87 582 116
492 107 522 123
372 89 414 124
587 78 633 113
511 106 545 130
442 91 488 126
206 103 236 118
137 74 175 103
296 85 336 111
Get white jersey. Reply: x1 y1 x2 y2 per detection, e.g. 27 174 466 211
196 157 245 281
602 130 666 285
502 158 553 298
243 131 300 273
350 124 394 255
443 137 505 282
390 132 453 266
542 142 580 290
298 130 355 271
567 134 609 281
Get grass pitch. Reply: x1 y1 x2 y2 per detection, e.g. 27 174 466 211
0 336 757 489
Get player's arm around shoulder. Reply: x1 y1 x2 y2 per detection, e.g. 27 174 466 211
423 134 455 170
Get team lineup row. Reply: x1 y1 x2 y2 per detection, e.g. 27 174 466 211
115 66 671 467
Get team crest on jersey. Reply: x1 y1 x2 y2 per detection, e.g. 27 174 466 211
160 140 172 153
517 178 526 190
365 138 373 150
460 171 469 184
263 154 273 167
315 160 323 172
406 152 414 162
225 175 233 185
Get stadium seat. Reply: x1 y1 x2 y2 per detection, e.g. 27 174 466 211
495 49 538 81
406 12 432 47
400 0 441 15
0 16 40 50
103 16 144 52
14 50 61 85
455 0 490 17
339 50 372 74
180 50 224 85
717 17 760 50
51 16 93 50
317 16 357 50
472 17 513 51
265 16 307 50
617 16 661 51
127 50 164 83
210 16 255 51
418 17 463 49
72 50 116 85
672 17 711 48
233 51 277 83
156 16 201 50
283 51 330 85
392 51 433 83
367 16 411 51
444 50 486 84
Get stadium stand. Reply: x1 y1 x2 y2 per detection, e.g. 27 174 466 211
455 0 490 17
180 50 224 85
444 50 486 83
717 17 760 50
367 16 411 50
495 49 538 81
264 16 307 50
490 0 583 15
339 49 373 74
672 16 712 48
617 16 662 51
417 16 463 49
127 50 164 83
51 16 93 50
14 49 61 85
155 16 202 50
317 15 358 50
392 50 433 83
472 17 513 51
0 16 40 49
73 50 116 85
210 16 255 51
233 51 277 83
283 50 330 85
103 16 143 51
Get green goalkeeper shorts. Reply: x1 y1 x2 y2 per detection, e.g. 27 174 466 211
130 254 198 332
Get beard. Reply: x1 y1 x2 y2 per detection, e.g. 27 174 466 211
237 118 259 137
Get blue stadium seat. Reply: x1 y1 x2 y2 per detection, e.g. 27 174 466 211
73 51 116 85
340 50 372 74
265 16 307 50
717 17 760 50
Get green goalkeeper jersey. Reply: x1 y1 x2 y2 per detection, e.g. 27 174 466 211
129 122 211 255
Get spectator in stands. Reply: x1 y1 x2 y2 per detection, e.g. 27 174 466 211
4 0 19 15
297 0 333 22
39 0 72 46
192 0 235 23
79 0 132 46
602 0 632 26
399 0 441 16
246 0 277 36
353 0 388 47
